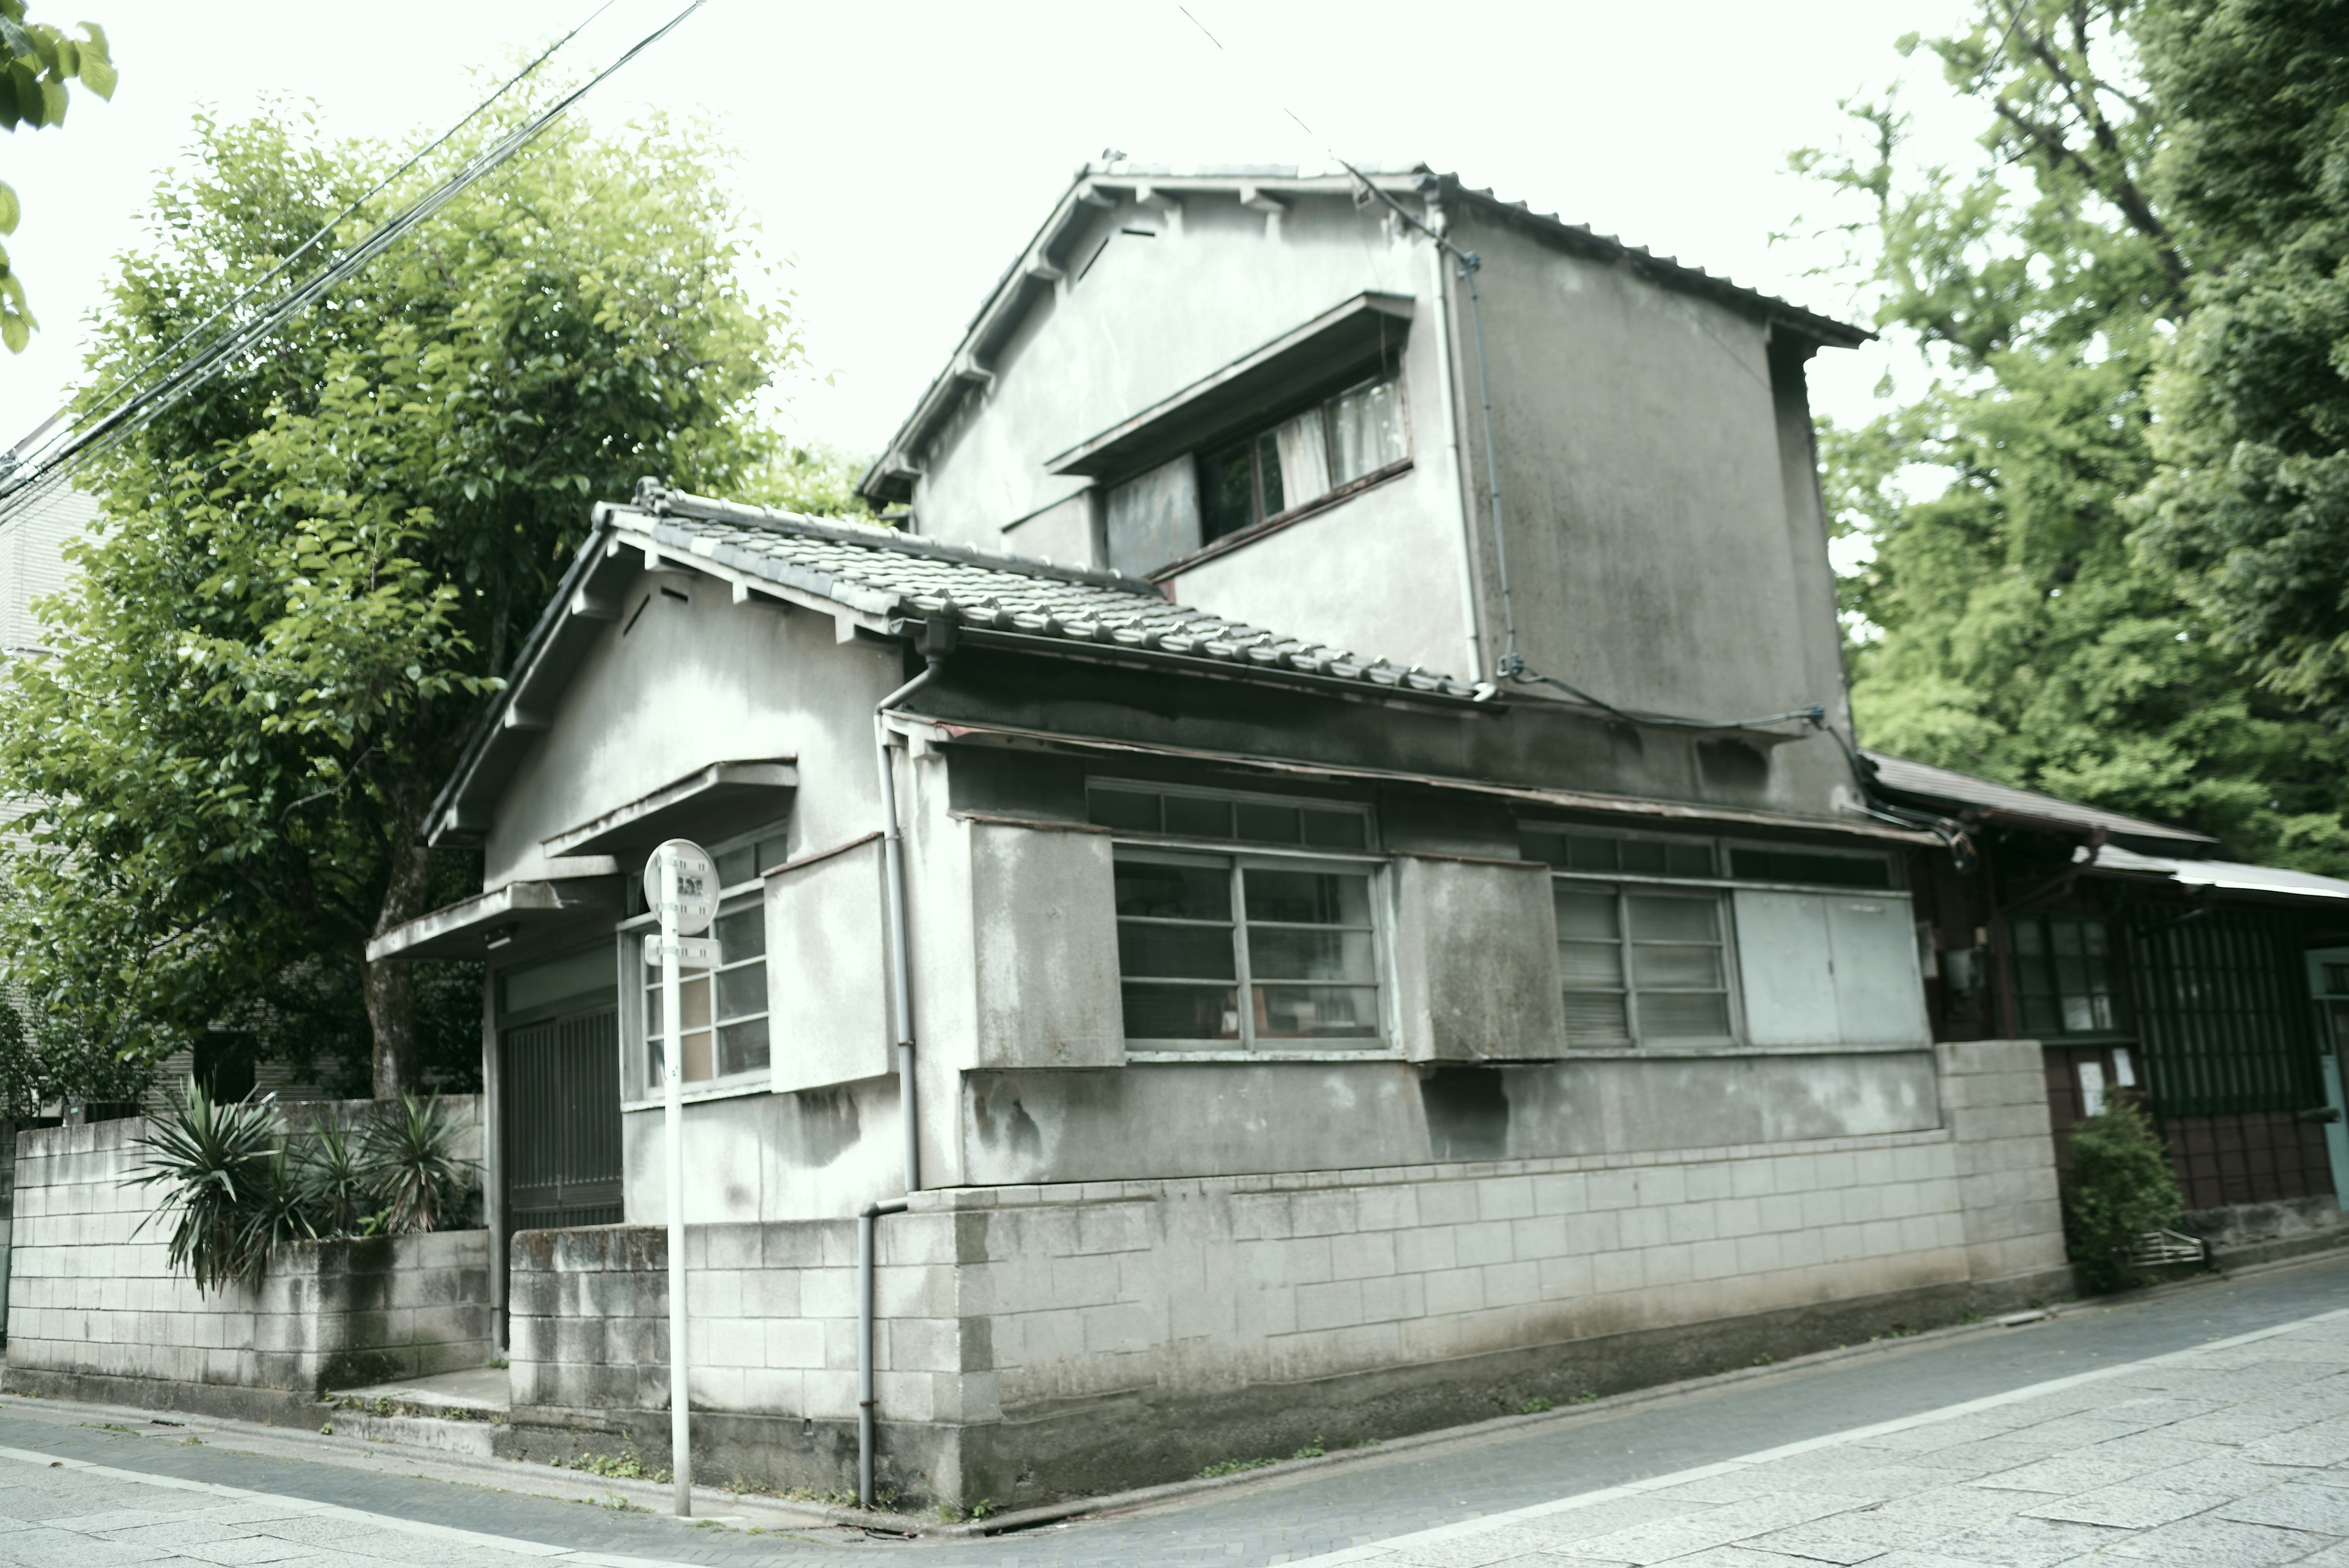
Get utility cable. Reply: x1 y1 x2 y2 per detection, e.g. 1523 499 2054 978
28 0 626 477
0 0 700 516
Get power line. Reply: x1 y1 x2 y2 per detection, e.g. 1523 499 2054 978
0 0 702 518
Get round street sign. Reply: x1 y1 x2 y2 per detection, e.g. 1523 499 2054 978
644 839 719 935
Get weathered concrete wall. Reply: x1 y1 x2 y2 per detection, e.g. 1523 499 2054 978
481 560 903 892
1448 206 1851 745
510 1040 2063 1508
4 1112 492 1405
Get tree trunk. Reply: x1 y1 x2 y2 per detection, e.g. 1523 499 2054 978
366 832 436 1099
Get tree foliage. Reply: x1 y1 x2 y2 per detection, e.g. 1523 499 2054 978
0 93 825 1093
2134 0 2349 713
0 1 116 351
1801 0 2349 872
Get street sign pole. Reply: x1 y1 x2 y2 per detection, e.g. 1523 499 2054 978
646 839 716 1519
660 850 689 1517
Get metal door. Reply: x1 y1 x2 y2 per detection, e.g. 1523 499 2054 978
501 1006 624 1237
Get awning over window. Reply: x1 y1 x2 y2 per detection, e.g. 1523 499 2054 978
1043 292 1413 481
542 759 798 860
365 872 623 964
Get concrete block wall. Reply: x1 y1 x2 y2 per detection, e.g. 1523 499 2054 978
5 1111 492 1399
1938 1039 2069 1283
507 1046 2067 1504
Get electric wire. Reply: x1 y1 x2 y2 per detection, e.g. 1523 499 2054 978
0 0 700 518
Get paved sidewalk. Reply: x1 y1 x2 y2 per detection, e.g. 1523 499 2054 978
1295 1306 2349 1566
1 1257 2347 1566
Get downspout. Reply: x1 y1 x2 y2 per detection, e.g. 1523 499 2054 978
856 613 956 1509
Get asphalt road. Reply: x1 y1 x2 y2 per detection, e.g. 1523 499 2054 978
1 1255 2345 1567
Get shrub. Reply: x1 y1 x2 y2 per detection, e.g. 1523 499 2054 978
300 1109 377 1235
363 1091 469 1235
2063 1096 2184 1294
130 1080 283 1293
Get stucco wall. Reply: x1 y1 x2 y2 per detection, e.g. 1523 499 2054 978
481 562 904 892
511 1038 2064 1507
6 1114 491 1397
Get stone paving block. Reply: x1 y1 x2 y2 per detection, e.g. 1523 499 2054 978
2102 1514 2341 1566
2020 1482 2228 1528
1931 1512 2126 1568
2247 1421 2349 1468
2216 1479 2349 1534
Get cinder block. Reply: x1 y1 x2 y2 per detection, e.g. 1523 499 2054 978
1329 1229 1397 1281
1294 1279 1365 1334
1453 1219 1513 1268
1422 1265 1484 1317
1414 1181 1477 1227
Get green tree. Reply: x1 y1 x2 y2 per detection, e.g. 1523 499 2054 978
0 1 116 350
0 94 808 1094
2134 1 2349 714
1802 1 2349 871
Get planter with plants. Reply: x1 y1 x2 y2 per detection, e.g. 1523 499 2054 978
134 1081 480 1293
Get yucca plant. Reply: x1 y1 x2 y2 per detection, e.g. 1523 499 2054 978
131 1079 281 1293
299 1109 377 1236
237 1139 319 1267
363 1091 472 1235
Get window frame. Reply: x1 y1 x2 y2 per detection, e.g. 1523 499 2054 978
2006 912 2131 1042
1553 879 1745 1049
1521 822 1910 1053
1099 781 1393 1059
617 828 782 1109
1193 369 1412 543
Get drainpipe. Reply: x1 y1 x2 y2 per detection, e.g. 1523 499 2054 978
856 614 955 1509
857 1196 908 1507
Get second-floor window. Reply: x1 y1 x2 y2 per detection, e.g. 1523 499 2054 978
1197 374 1408 543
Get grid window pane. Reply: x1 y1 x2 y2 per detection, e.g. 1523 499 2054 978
1558 882 1732 1046
719 1018 770 1076
1165 794 1234 840
1245 868 1372 927
1642 992 1731 1038
645 892 770 1090
1634 943 1723 989
1562 989 1630 1039
1559 940 1626 988
1115 859 1231 920
1118 921 1238 981
1628 894 1718 942
1235 801 1302 844
1248 926 1376 984
2010 915 2123 1038
1115 849 1382 1049
1328 377 1406 484
1257 984 1379 1039
1089 789 1161 831
1554 890 1620 940
1121 983 1239 1040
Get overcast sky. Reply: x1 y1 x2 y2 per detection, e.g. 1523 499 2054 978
0 0 1984 463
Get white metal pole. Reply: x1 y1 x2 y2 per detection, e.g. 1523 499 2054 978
660 851 692 1516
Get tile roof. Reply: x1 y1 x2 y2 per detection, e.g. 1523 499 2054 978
1863 749 2217 849
625 482 1485 700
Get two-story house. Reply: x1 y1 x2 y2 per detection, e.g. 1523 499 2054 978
350 165 2078 1509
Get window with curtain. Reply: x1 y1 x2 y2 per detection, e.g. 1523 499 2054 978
1197 373 1409 542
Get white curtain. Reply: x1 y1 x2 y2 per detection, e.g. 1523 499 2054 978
1273 410 1330 511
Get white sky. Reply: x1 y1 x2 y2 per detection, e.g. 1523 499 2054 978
0 0 1986 464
